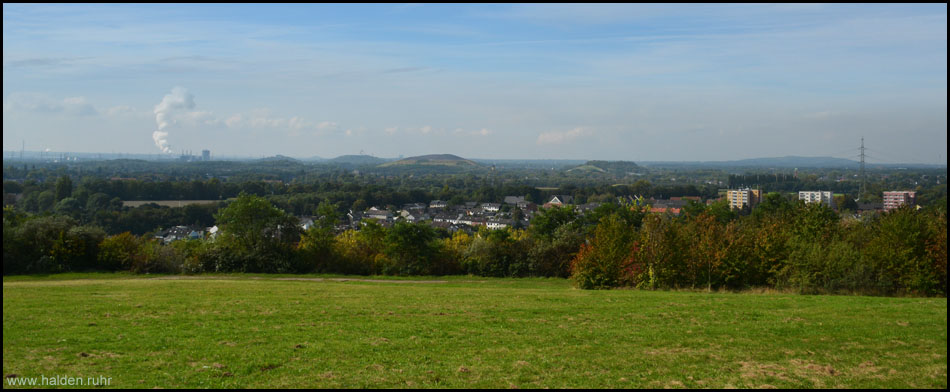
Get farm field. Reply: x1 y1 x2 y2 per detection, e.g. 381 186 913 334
3 274 947 389
121 200 226 208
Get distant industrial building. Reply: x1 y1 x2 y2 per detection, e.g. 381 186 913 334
799 191 835 208
883 191 916 211
202 150 211 161
725 189 761 210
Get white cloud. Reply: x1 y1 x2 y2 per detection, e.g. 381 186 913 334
223 110 337 135
225 114 244 128
536 127 592 144
316 121 338 130
181 110 220 127
105 105 140 117
62 96 97 116
3 93 97 116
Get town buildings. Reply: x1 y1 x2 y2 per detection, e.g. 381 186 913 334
883 191 916 211
799 191 836 208
725 189 762 210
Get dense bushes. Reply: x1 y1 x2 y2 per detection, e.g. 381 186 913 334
570 214 637 289
567 200 946 296
3 194 946 297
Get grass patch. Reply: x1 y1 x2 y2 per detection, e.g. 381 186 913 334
3 274 946 388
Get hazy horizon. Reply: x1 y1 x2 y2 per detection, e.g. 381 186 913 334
3 4 947 164
8 149 949 169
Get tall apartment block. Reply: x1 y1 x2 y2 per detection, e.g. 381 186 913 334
799 191 835 208
883 191 916 211
726 189 761 210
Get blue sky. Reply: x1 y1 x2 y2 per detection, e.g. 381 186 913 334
3 4 946 163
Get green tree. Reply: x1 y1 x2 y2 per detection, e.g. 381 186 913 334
7 216 77 273
527 224 584 278
570 214 637 289
296 201 341 273
753 192 795 220
383 221 440 275
50 225 106 271
98 232 145 271
529 205 579 240
37 190 56 212
54 197 83 221
55 175 73 202
213 192 300 272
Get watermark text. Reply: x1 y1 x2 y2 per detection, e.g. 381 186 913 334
6 375 112 387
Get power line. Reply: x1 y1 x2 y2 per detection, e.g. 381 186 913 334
864 148 916 164
824 147 860 160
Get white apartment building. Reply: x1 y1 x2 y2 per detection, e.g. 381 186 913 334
799 191 835 208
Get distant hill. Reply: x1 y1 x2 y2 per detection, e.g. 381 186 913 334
379 154 479 168
725 156 860 168
568 160 640 173
256 155 300 163
470 159 585 169
641 156 862 169
299 155 327 162
328 155 388 165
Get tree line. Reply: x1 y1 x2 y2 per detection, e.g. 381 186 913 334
4 192 946 297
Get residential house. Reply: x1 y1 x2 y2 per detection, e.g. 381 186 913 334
481 203 502 213
504 196 526 205
486 218 513 230
544 195 574 208
399 210 429 223
575 202 601 213
364 207 393 222
403 202 427 211
156 225 202 244
298 217 315 231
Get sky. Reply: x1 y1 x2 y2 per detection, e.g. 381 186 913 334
2 3 947 163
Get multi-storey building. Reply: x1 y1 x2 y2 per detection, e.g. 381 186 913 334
883 191 916 211
799 191 835 208
725 189 761 210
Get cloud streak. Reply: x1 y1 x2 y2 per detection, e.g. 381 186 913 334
536 127 592 144
2 93 98 116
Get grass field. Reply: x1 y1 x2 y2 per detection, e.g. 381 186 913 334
3 274 946 388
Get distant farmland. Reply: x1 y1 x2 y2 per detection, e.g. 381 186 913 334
122 200 228 208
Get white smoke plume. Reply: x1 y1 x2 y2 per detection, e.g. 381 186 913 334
152 87 196 153
152 130 170 153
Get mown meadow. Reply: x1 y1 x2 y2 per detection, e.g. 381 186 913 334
3 274 946 388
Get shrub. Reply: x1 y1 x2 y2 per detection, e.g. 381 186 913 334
98 232 145 271
570 214 636 289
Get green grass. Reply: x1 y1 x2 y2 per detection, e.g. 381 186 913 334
3 274 946 388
